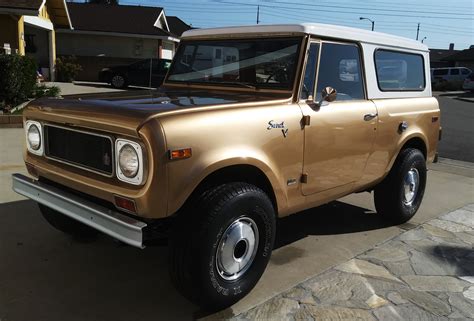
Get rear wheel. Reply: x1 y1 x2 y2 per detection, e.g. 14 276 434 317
110 74 127 89
169 182 276 311
39 204 98 239
374 148 427 224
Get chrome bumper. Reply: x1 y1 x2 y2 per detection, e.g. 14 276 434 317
11 173 147 248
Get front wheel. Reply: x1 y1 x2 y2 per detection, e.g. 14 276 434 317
169 183 276 311
374 148 427 224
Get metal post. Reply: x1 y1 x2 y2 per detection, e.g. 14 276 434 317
149 58 153 89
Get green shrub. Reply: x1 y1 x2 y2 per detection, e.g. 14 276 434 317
34 84 61 98
0 54 37 110
56 56 82 82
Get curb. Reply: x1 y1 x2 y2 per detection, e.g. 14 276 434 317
455 97 474 103
0 115 23 128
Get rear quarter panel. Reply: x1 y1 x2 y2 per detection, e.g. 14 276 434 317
359 97 440 187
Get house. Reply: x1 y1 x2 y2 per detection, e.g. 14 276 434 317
56 3 191 81
0 0 72 80
441 47 474 70
429 49 459 69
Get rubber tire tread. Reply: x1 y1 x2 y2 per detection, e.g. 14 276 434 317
169 182 275 311
374 148 427 224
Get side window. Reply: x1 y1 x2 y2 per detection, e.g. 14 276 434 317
461 68 470 75
375 50 425 91
300 43 319 100
316 42 365 101
450 69 460 75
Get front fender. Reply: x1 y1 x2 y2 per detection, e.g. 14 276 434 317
166 146 288 216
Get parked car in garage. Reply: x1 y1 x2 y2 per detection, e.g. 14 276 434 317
462 72 474 92
99 58 171 89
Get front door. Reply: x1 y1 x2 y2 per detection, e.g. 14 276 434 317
299 41 377 195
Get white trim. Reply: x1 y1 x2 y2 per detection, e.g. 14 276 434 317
62 0 74 30
24 15 53 30
56 28 179 42
182 23 428 52
154 10 170 32
36 0 73 29
37 0 47 12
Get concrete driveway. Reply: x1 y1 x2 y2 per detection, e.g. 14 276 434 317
0 128 473 321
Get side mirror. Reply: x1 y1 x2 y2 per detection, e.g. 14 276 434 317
317 86 337 106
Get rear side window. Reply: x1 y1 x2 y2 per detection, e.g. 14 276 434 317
375 50 425 91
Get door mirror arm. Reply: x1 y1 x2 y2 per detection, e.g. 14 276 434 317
306 87 337 110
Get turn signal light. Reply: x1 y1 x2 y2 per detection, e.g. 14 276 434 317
169 148 192 160
114 196 137 213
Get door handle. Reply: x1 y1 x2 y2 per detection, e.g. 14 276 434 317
364 113 378 121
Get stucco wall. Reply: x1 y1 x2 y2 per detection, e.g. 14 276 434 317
162 40 174 60
57 33 160 58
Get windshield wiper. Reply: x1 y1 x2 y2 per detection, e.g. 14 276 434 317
222 82 257 90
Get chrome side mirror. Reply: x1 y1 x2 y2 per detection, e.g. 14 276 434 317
317 86 337 107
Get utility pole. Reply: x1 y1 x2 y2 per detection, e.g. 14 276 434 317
256 5 260 24
416 23 420 40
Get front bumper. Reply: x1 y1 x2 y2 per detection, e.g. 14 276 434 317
12 173 147 248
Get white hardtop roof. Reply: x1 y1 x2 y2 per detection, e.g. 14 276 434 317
182 23 428 52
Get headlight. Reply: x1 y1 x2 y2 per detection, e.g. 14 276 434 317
119 144 139 178
115 139 144 185
25 120 44 156
27 124 41 150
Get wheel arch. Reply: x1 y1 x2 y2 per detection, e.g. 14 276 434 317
386 133 428 176
173 164 280 217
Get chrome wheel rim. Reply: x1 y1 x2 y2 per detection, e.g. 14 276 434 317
403 168 419 206
112 75 125 88
216 217 259 281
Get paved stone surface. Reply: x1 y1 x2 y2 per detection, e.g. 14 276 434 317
231 204 474 321
401 275 468 292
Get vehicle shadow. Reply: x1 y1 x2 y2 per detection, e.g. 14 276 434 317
0 199 391 321
275 200 392 249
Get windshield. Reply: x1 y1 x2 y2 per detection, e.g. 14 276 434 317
166 37 302 90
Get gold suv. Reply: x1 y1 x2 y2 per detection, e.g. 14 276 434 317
13 23 441 310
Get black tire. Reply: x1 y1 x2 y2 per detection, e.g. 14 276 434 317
169 182 276 311
39 203 98 239
374 148 427 224
110 74 128 89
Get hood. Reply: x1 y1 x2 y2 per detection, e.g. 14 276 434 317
24 87 291 136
